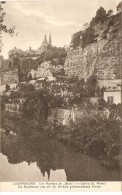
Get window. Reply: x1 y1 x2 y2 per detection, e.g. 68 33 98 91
107 96 114 104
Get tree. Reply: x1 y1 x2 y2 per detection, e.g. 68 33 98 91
5 84 10 91
13 57 20 68
86 75 98 97
117 2 122 13
90 17 96 27
19 83 35 96
95 86 101 97
28 73 32 80
95 7 107 23
44 47 67 63
107 9 113 17
0 1 17 52
50 95 63 108
70 78 85 95
37 52 45 64
9 91 21 99
71 31 82 48
82 27 95 48
83 23 89 30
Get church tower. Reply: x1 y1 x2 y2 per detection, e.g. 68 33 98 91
49 33 52 46
44 34 47 43
42 34 48 52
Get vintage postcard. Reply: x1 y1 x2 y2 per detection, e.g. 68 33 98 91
0 0 121 192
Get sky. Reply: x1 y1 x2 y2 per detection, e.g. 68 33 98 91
1 0 120 58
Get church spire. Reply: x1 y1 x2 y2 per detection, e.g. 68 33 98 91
43 34 48 43
49 33 52 46
42 34 48 52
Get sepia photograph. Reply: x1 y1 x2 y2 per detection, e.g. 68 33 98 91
0 0 121 185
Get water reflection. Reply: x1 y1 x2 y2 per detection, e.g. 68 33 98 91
0 132 120 181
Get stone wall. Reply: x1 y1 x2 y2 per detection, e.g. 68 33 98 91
64 13 121 80
48 107 109 126
5 103 21 113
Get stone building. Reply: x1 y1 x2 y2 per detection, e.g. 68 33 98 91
104 86 121 104
9 47 40 62
5 98 25 113
8 34 53 68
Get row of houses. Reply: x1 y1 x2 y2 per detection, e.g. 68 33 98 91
3 80 121 116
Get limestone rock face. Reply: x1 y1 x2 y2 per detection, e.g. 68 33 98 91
64 13 121 80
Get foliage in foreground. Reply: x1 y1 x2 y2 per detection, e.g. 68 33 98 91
67 115 121 168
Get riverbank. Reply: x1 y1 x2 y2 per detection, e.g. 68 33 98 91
0 131 120 181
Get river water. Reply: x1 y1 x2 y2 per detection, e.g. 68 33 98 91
0 131 120 181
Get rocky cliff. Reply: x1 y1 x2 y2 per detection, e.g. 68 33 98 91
64 12 121 80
